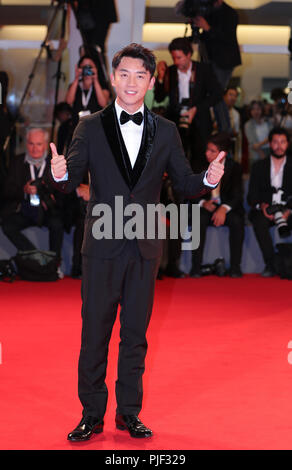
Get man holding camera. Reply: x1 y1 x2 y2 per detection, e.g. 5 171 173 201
247 127 292 277
1 128 65 266
154 36 222 172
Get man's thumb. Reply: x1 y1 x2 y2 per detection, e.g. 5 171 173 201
50 142 59 158
214 151 226 163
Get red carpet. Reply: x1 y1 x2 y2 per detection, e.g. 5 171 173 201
1 274 292 450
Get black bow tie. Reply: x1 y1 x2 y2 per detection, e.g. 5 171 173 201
120 110 143 126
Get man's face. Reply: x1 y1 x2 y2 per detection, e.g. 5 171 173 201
270 134 289 159
206 142 220 163
170 50 192 72
224 89 238 108
26 131 47 160
111 56 155 113
214 0 223 7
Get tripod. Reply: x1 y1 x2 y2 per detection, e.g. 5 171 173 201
3 0 113 154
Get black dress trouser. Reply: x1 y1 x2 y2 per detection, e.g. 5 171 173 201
2 212 64 258
78 240 160 418
249 209 292 267
192 207 244 270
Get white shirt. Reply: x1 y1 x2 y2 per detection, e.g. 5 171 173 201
271 156 286 204
115 100 144 168
177 65 192 102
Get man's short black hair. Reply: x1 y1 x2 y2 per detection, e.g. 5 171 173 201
268 126 290 143
223 86 238 96
168 37 193 56
207 132 232 153
112 43 156 77
54 102 73 118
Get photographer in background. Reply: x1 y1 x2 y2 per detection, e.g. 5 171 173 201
154 36 222 277
154 36 222 172
74 0 117 61
190 132 245 278
247 127 292 277
66 55 110 128
193 0 241 89
1 128 65 272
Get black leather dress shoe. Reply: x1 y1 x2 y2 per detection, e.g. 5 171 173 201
115 414 152 438
67 416 104 441
261 265 276 278
229 266 243 278
189 268 201 278
165 267 186 278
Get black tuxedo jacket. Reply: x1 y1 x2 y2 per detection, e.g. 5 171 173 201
247 156 292 208
154 61 222 138
195 158 244 215
52 102 212 259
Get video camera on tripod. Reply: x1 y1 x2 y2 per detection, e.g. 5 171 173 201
175 0 217 42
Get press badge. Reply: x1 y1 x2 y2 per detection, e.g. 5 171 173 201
79 110 91 119
30 194 40 206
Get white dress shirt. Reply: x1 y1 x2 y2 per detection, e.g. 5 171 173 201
115 100 144 168
271 156 286 204
177 65 192 102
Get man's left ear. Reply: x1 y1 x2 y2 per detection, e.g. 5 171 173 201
110 73 115 88
148 76 156 91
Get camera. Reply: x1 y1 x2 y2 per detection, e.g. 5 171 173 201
266 191 292 238
276 97 288 117
176 0 216 18
200 258 226 276
82 65 94 77
175 0 216 41
178 98 191 130
30 178 58 215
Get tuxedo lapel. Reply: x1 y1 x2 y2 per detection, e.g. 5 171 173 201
100 102 132 188
131 106 157 189
101 103 158 191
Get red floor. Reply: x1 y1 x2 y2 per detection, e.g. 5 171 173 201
1 274 292 450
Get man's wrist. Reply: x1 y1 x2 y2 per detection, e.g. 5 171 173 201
204 171 217 188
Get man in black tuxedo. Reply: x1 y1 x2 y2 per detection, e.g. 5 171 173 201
248 127 292 277
50 43 225 441
190 133 245 278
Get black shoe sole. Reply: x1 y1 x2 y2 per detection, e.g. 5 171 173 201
67 427 103 442
116 423 152 438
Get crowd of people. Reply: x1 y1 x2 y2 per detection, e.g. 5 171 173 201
0 0 292 282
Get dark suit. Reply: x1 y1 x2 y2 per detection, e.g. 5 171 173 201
154 60 222 171
191 158 245 272
202 2 241 71
247 156 292 268
76 0 117 59
52 101 212 418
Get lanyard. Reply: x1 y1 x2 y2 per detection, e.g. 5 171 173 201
29 161 46 181
81 84 93 109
